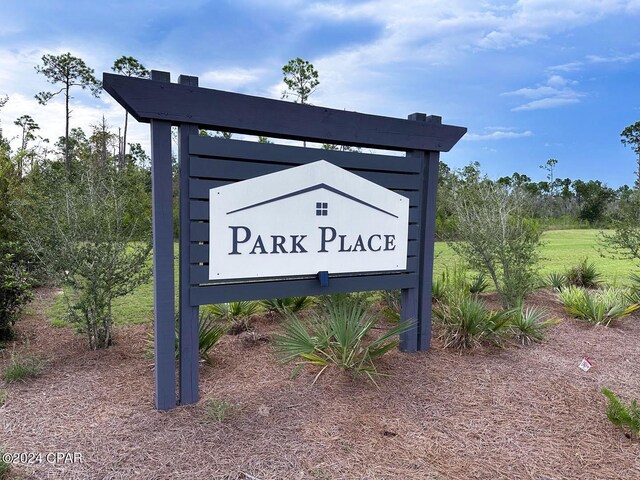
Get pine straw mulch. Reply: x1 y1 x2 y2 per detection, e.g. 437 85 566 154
1 288 639 480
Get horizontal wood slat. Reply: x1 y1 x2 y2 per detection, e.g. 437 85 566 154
190 256 418 284
190 157 420 190
190 136 421 173
190 273 418 305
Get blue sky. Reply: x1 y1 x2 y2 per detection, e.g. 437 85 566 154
1 0 639 187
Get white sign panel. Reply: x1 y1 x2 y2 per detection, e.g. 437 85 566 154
209 160 409 280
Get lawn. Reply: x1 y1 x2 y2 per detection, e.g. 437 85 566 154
49 229 638 326
435 229 637 283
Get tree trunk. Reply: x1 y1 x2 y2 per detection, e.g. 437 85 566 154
100 116 107 171
122 111 129 169
65 84 70 172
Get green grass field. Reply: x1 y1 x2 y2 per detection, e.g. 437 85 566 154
49 229 638 326
434 229 636 283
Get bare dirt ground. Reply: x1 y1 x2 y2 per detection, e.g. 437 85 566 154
1 288 639 480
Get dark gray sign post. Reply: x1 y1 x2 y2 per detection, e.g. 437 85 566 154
104 71 466 410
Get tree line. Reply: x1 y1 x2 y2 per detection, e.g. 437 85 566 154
0 52 638 350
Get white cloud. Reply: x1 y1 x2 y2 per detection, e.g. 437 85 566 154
200 67 265 90
280 0 637 118
504 75 584 111
466 129 533 141
512 97 580 111
549 51 640 72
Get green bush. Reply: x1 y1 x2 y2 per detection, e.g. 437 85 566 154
557 286 639 326
468 272 489 295
260 297 314 317
449 181 542 307
0 246 33 342
545 272 567 291
627 273 640 304
2 354 44 382
433 294 512 350
509 306 557 345
379 290 401 322
273 294 411 384
565 258 601 288
432 264 484 304
196 313 229 365
146 312 228 364
431 276 447 303
16 166 152 350
599 189 640 265
601 388 640 440
203 301 260 334
0 449 10 478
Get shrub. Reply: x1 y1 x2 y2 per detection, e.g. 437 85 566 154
557 286 639 326
379 290 401 322
203 301 260 334
2 354 44 382
565 258 601 288
0 449 9 478
545 272 567 291
437 265 468 299
601 388 640 440
432 264 482 304
16 166 152 350
627 273 640 304
433 294 513 350
449 181 542 307
204 398 233 422
260 296 314 317
431 276 447 303
468 273 490 295
273 294 411 385
146 312 228 364
599 189 640 264
0 246 32 342
196 313 229 365
509 306 557 345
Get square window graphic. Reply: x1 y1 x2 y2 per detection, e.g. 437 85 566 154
316 202 328 216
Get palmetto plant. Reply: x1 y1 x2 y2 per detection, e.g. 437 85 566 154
557 286 639 326
146 312 228 364
379 289 401 322
205 301 261 318
196 315 229 365
272 294 411 385
565 258 601 288
545 272 567 291
202 301 261 334
260 296 314 317
432 294 513 350
509 306 558 346
627 273 640 304
468 272 490 295
601 388 640 440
